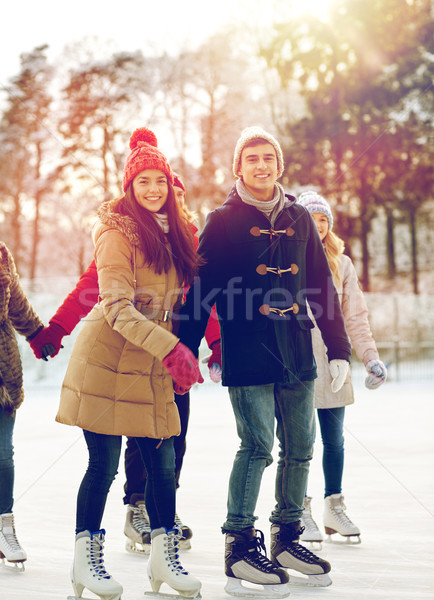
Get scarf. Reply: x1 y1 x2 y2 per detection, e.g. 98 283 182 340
236 180 286 226
153 212 169 233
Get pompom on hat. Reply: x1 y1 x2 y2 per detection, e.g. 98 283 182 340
123 127 174 191
233 126 284 178
298 190 334 231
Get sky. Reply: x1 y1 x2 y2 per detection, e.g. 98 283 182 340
0 0 250 83
0 0 332 85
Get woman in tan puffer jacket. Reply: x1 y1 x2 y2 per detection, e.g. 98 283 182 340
0 242 44 568
56 128 202 599
297 191 387 546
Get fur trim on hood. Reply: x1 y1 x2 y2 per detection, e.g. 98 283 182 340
95 198 141 247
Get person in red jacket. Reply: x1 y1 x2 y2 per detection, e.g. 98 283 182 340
30 173 221 554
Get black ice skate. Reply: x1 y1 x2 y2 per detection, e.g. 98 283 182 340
124 498 151 554
174 513 193 550
224 527 290 598
270 522 332 587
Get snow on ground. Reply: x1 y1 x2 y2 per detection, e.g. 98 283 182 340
2 369 433 599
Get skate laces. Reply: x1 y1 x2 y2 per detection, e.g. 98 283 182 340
167 529 189 574
89 531 111 579
132 503 150 533
245 529 277 573
331 497 354 526
290 538 324 564
0 514 22 552
302 502 320 535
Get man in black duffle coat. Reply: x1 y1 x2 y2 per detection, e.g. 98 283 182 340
178 126 351 595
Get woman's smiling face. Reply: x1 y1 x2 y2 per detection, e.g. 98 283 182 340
132 169 168 212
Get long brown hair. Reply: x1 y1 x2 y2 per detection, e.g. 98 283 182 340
117 180 198 285
323 229 345 287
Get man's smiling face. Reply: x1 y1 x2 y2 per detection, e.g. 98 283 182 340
237 142 278 202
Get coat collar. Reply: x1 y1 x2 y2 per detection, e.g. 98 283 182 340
96 199 141 247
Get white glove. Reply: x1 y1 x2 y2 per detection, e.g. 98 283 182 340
329 359 349 393
365 359 387 390
209 363 222 383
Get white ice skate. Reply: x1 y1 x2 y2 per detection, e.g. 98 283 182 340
124 500 151 554
68 529 123 600
323 494 361 544
146 527 201 599
0 513 27 572
300 497 323 550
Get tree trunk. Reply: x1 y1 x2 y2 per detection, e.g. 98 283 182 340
409 208 419 295
29 143 43 280
360 213 370 291
385 207 396 280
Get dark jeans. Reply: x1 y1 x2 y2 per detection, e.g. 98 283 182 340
317 407 345 497
0 407 15 514
123 392 190 505
76 430 175 534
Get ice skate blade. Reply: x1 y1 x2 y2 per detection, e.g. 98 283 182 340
125 538 151 555
289 572 332 587
225 577 290 598
300 539 323 551
68 596 122 600
0 557 26 572
326 533 361 545
145 591 201 599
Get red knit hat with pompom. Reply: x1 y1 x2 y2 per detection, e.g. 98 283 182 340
122 127 174 191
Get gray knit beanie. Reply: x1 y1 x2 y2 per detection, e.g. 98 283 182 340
298 191 334 231
233 126 284 178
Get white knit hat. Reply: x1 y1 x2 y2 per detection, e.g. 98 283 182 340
233 126 284 178
298 191 334 231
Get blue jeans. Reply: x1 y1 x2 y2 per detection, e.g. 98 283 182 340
223 381 315 532
0 407 15 514
317 407 345 497
76 430 176 534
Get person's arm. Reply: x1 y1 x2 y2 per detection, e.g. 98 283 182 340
96 228 202 389
29 260 99 358
5 249 43 339
341 256 387 389
178 210 225 357
340 256 379 365
50 260 99 333
304 215 351 362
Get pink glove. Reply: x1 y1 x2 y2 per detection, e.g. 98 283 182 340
162 342 204 388
29 323 67 360
173 382 191 396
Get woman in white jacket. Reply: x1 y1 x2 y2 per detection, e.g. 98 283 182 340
298 191 387 545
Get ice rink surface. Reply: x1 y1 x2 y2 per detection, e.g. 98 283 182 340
2 375 433 599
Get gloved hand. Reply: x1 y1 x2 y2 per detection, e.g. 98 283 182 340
365 359 387 390
207 340 222 383
173 382 191 395
329 359 349 393
162 342 204 388
29 323 67 360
